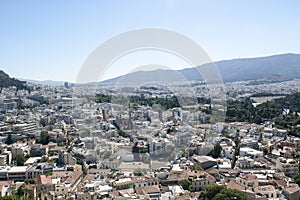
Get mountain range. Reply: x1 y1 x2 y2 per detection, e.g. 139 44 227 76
2 53 300 86
102 53 300 85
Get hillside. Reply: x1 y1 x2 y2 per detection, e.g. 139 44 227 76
101 53 300 84
0 70 26 90
215 53 300 82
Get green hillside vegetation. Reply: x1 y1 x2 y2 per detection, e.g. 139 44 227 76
226 93 300 136
94 93 180 110
129 95 180 110
0 70 26 90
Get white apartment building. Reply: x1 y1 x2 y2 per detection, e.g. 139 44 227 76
276 157 299 177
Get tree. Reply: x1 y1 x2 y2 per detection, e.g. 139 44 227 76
16 185 25 197
262 147 268 155
208 143 222 158
202 184 246 200
15 154 26 166
133 168 146 176
118 129 130 138
192 163 203 171
220 188 247 200
6 134 13 145
179 179 192 191
202 184 225 199
213 143 222 158
39 130 50 145
214 193 227 200
294 173 300 186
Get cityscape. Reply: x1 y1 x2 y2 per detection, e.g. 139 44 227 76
1 1 300 200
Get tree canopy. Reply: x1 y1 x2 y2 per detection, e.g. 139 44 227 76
15 154 26 166
201 184 246 200
208 143 222 158
37 130 50 145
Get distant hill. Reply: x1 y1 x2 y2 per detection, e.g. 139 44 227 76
215 53 300 82
0 70 26 90
101 53 300 84
9 53 300 86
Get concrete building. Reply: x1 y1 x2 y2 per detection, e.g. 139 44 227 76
235 157 255 169
254 185 277 199
276 157 299 177
191 155 217 170
189 171 216 191
239 147 263 158
113 178 134 190
283 185 300 200
236 174 258 190
58 151 77 166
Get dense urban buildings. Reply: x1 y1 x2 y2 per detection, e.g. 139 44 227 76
0 73 299 199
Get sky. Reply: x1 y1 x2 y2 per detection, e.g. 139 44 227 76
1 0 300 82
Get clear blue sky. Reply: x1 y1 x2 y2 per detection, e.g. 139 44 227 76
1 0 300 82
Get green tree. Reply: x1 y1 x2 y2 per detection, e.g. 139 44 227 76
213 143 222 158
208 143 222 158
202 184 246 200
118 129 130 138
220 188 247 200
262 147 269 155
192 163 203 171
179 179 192 191
294 173 300 186
6 134 13 145
214 193 227 200
15 154 26 166
203 184 225 199
39 130 50 145
133 168 146 176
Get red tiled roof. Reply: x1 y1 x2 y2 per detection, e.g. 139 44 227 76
135 185 160 195
227 180 245 191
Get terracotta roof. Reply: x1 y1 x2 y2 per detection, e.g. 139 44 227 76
227 180 245 191
176 193 191 200
274 179 287 187
285 186 300 194
206 167 219 175
38 175 52 185
240 174 257 181
135 185 160 195
82 174 95 183
188 171 215 181
38 171 82 186
52 171 82 185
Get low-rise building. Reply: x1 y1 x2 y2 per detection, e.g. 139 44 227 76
188 171 216 191
113 178 134 190
235 157 255 169
283 184 300 200
276 157 299 177
236 174 258 189
254 185 277 199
